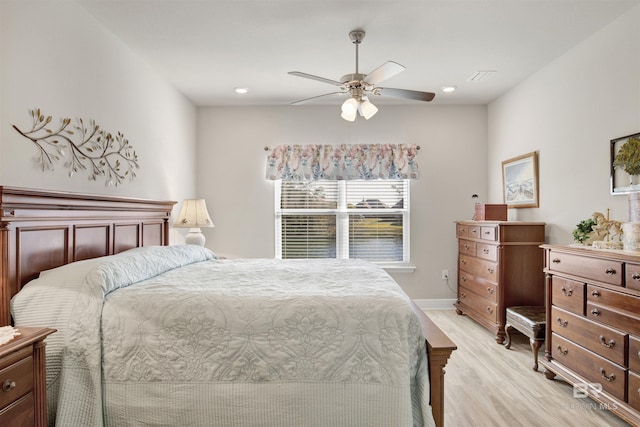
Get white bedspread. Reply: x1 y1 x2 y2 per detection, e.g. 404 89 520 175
11 245 434 427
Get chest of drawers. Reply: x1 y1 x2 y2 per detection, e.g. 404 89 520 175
454 221 546 343
542 245 640 425
0 327 55 427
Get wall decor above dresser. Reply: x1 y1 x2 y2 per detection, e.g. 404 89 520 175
542 244 640 426
501 151 539 209
455 220 546 344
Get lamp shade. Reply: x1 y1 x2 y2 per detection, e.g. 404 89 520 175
174 199 214 246
341 97 358 122
358 96 378 120
174 199 214 228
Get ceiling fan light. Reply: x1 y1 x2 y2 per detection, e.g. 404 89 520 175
341 97 358 114
359 98 378 120
341 110 357 122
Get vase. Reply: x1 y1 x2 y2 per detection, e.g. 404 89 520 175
630 193 640 222
623 222 640 251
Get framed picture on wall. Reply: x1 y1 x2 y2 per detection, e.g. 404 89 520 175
502 151 539 208
610 132 640 195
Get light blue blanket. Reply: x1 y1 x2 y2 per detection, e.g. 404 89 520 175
12 246 433 427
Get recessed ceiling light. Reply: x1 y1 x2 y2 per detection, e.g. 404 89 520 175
234 87 248 94
442 86 457 93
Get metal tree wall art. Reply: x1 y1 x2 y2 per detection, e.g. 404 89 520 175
13 108 139 186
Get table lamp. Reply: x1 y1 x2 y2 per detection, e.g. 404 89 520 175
174 199 214 246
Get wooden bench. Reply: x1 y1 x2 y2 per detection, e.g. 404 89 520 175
504 306 545 371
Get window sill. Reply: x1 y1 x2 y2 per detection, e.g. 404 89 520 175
380 264 416 274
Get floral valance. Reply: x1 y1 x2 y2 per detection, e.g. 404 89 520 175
265 144 420 181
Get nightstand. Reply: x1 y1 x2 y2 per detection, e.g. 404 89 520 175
0 327 55 427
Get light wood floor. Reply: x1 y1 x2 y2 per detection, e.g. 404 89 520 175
424 309 631 427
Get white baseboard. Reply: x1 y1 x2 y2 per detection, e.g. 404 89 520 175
412 298 457 310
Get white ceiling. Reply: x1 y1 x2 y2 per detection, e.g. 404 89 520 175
78 0 640 107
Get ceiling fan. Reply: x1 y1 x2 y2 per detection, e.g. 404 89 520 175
289 30 435 121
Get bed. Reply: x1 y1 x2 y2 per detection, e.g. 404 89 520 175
0 186 456 427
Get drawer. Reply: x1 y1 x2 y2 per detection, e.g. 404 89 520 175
588 301 640 338
468 226 481 240
549 252 623 286
630 336 640 373
456 223 469 238
587 285 640 336
0 356 33 410
459 271 497 303
588 285 640 311
629 371 640 412
480 226 497 241
552 333 626 401
627 262 640 291
476 243 497 262
551 277 585 315
0 392 34 427
458 286 498 324
551 306 626 366
459 256 498 282
458 239 476 256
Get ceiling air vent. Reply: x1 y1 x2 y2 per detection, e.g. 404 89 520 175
468 70 497 82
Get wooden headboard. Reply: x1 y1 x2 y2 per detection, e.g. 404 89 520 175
0 186 176 325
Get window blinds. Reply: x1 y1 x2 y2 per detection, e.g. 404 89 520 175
276 180 409 262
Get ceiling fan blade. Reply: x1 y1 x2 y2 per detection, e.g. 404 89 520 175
291 91 347 105
288 71 344 87
364 61 405 85
376 87 436 102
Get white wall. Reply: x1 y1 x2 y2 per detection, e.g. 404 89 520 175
197 105 487 300
10 1 634 300
488 4 640 243
0 1 197 216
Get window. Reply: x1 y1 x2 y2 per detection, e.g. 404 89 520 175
275 180 409 264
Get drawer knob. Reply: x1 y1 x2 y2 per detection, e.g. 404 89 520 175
471 229 477 234
605 268 616 275
2 380 15 392
591 309 600 317
591 290 600 297
464 244 470 250
552 258 561 264
561 287 573 296
487 287 494 295
486 307 493 314
556 345 568 356
599 368 616 382
633 273 640 281
461 259 467 265
487 268 494 274
460 292 466 298
483 248 489 254
460 276 467 282
556 317 568 327
599 336 616 348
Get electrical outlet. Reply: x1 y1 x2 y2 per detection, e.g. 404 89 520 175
441 269 449 280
